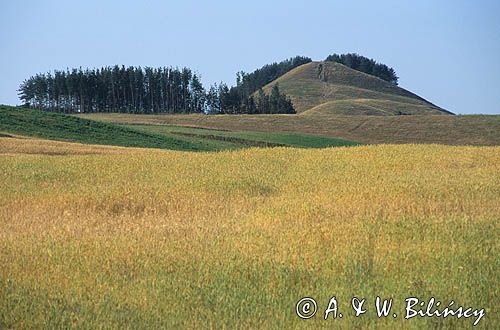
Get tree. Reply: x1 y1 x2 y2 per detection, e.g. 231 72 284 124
269 85 281 114
325 53 399 85
19 60 300 115
206 84 221 114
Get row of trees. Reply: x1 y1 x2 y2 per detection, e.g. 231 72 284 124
18 57 309 115
325 53 399 85
235 56 311 97
206 83 295 114
18 66 205 114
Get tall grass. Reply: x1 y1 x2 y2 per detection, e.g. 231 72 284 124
0 139 498 328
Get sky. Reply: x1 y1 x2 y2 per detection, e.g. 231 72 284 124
1 0 499 114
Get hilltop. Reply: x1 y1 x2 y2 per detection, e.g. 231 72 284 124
262 61 452 115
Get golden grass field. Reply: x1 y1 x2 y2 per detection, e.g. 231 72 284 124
1 137 499 328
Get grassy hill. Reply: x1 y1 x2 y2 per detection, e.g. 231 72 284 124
262 61 452 115
0 105 218 151
0 105 359 150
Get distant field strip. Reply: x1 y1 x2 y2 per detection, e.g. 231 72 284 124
124 124 361 149
0 106 211 151
80 113 500 146
0 106 360 151
1 138 499 328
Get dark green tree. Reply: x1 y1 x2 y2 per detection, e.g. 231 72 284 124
325 53 399 85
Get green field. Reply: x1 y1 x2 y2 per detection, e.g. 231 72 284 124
0 106 215 151
124 124 360 149
0 106 361 151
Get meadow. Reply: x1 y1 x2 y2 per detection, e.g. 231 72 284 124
0 137 498 328
80 112 500 146
124 124 360 149
0 106 360 151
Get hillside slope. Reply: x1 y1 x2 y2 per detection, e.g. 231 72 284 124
262 61 452 115
0 106 214 151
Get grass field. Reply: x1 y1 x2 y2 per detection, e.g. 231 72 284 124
0 105 218 151
0 106 360 151
1 137 498 328
80 112 500 146
124 124 360 149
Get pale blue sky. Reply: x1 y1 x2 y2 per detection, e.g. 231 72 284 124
1 0 499 114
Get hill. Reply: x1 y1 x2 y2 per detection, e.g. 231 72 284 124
262 61 452 115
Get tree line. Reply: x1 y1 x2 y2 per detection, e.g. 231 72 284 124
18 57 311 115
206 83 295 115
18 66 206 114
205 56 311 114
18 54 399 114
325 53 399 85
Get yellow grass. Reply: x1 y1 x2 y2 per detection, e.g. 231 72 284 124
0 138 499 328
0 136 150 156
